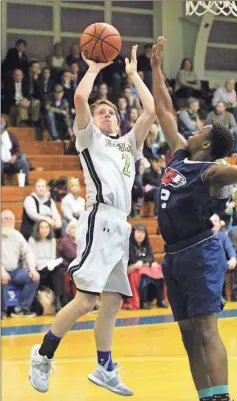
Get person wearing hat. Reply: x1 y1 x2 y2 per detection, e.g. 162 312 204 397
177 97 203 139
123 223 168 310
44 84 73 141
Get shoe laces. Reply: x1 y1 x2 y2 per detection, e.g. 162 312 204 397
32 356 54 378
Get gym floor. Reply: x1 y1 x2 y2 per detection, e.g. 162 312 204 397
2 304 237 401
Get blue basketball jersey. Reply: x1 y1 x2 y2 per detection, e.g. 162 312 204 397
158 149 230 245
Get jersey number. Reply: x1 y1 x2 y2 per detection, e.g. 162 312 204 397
161 189 170 209
122 154 131 177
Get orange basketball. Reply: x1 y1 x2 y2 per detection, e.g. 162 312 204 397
80 22 122 63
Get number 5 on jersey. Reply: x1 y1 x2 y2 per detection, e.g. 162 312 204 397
161 188 170 209
122 153 131 177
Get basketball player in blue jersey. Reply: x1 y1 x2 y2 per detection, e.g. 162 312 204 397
29 45 156 396
151 37 236 401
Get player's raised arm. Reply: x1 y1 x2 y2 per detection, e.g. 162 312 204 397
151 37 186 153
125 45 156 149
74 55 112 130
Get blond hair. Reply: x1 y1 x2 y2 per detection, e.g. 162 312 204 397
90 99 121 126
34 178 47 187
67 176 80 191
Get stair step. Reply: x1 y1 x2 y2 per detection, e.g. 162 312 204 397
19 140 65 155
28 155 81 170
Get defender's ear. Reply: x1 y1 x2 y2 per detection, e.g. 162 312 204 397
203 140 211 149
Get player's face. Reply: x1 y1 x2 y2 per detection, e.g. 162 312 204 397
93 105 119 134
187 125 212 153
39 221 50 238
134 229 146 244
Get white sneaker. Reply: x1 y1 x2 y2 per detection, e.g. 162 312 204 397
29 344 53 392
88 364 134 396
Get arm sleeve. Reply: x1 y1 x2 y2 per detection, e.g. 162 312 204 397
74 118 100 151
212 88 221 107
61 196 73 221
20 234 36 269
179 110 196 130
177 70 186 86
223 234 236 259
126 128 143 161
51 238 57 260
23 196 41 221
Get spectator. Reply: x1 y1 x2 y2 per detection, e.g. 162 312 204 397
20 178 62 240
117 96 130 135
178 97 203 138
47 42 65 83
29 61 41 98
28 220 64 312
61 177 85 236
38 67 55 106
5 68 40 126
211 214 236 301
137 44 153 91
70 62 82 92
206 101 237 153
102 54 126 97
143 154 164 215
45 85 73 141
61 70 74 112
128 107 139 129
175 58 202 99
131 160 145 218
123 86 141 110
1 114 30 185
1 210 39 319
143 122 166 159
212 79 237 120
95 82 110 102
66 44 87 74
2 38 29 79
123 224 167 310
58 221 77 302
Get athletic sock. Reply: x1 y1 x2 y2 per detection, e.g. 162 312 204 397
39 330 62 359
198 388 213 400
97 350 114 371
212 385 230 401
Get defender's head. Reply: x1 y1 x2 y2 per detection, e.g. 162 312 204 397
187 123 234 161
90 99 120 135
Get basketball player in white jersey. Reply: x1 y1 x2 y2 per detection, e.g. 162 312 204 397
29 45 155 396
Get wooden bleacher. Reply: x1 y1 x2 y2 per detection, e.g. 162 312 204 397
4 127 235 264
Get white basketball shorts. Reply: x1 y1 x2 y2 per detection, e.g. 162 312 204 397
68 203 132 297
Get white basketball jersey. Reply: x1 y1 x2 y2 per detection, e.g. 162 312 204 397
74 119 142 215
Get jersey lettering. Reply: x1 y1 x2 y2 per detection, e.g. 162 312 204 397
160 188 170 209
122 153 131 177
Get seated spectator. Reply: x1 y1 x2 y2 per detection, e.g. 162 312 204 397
5 69 40 126
143 122 167 159
206 101 237 153
102 54 126 97
212 79 237 120
2 38 29 80
45 85 73 141
1 114 30 185
38 67 55 106
117 96 130 135
47 42 65 83
61 70 74 112
28 220 64 312
1 210 39 319
49 176 68 202
128 107 139 129
20 178 62 240
61 177 85 236
178 97 203 138
131 160 145 218
66 44 87 75
58 221 77 302
175 58 202 99
70 62 83 92
123 224 167 310
211 214 236 302
123 86 141 110
143 155 164 215
137 44 152 92
95 82 110 102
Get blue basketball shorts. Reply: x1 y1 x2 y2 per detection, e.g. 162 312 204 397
162 230 227 321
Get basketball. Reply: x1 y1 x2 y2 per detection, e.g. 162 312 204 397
80 22 122 63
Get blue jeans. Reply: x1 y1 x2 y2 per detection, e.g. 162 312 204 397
1 269 39 312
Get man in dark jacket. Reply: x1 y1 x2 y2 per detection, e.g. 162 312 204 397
143 154 164 215
1 115 30 185
2 38 29 78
